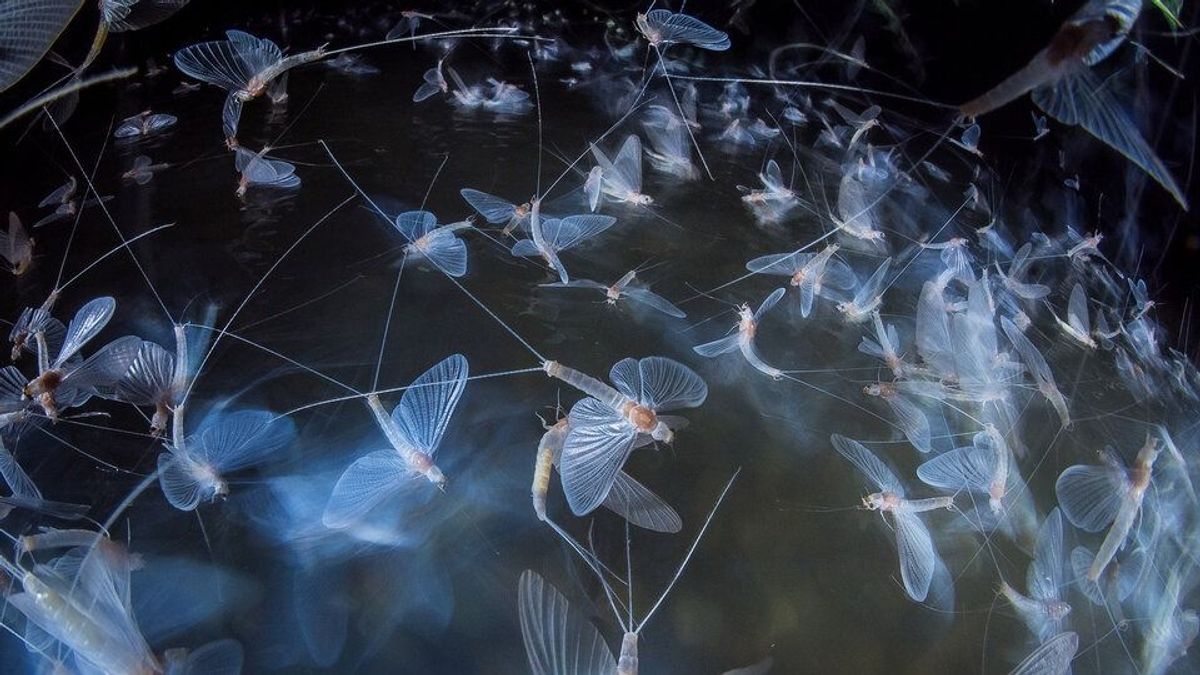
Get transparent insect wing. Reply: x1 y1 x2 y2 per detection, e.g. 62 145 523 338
746 252 808 276
602 470 682 533
623 287 686 318
754 287 786 322
0 366 28 412
240 151 300 188
884 392 932 454
113 339 174 404
644 9 731 51
417 229 468 277
540 214 615 252
625 356 706 410
1054 463 1128 532
391 353 468 456
584 166 603 212
831 434 904 495
194 409 296 472
612 134 644 194
893 508 935 602
518 570 617 675
322 449 427 529
694 331 741 357
960 123 981 152
761 159 785 191
1033 69 1188 208
1066 284 1091 336
561 397 638 515
1028 508 1066 603
173 30 279 92
1008 631 1078 675
459 188 517 225
55 297 117 367
0 437 40 499
113 117 142 138
394 210 438 241
852 258 892 307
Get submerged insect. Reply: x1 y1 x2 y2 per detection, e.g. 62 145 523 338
158 408 296 510
746 244 855 318
832 434 953 602
694 287 786 379
541 269 686 318
394 210 471 277
590 134 653 207
1055 434 1159 582
323 354 468 528
543 357 706 515
0 212 33 275
113 110 177 139
234 145 300 198
121 155 170 185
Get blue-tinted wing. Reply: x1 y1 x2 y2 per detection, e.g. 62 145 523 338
0 0 84 93
322 449 422 529
394 210 437 241
645 9 731 51
561 397 637 515
636 356 707 410
460 188 516 224
831 434 904 495
55 297 116 366
195 409 295 472
391 354 468 456
518 570 617 675
541 214 616 252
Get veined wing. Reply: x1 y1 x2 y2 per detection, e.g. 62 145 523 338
644 9 731 51
1054 463 1127 532
114 339 174 404
831 434 904 495
518 570 616 675
694 332 740 357
746 251 809 277
540 214 615 252
194 408 296 472
394 210 438 241
917 445 994 492
418 229 468 277
561 397 637 516
460 188 517 224
0 0 84 93
55 297 116 367
1066 283 1090 337
754 287 786 322
611 134 644 194
623 286 686 318
391 353 468 456
1028 508 1066 603
322 449 424 529
610 356 706 410
602 470 682 533
893 508 936 602
1008 631 1077 675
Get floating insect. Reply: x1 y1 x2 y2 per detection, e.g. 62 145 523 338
745 244 855 318
541 269 686 318
394 210 471 277
113 109 177 139
0 212 33 275
694 287 786 379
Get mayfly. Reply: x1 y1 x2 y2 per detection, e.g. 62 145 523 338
917 425 1012 513
833 164 888 246
234 145 300 198
81 0 191 71
22 297 142 421
110 324 200 437
640 104 696 181
112 110 177 139
33 176 111 229
323 354 468 528
121 155 170 185
158 408 297 510
584 166 603 212
693 287 787 379
739 159 795 205
745 244 855 318
394 210 471 278
590 134 653 207
995 242 1051 301
412 58 448 102
959 0 1186 208
837 257 892 323
635 9 732 51
858 310 907 379
531 415 681 533
543 357 706 516
460 188 532 236
540 269 686 318
510 204 615 284
1055 434 1159 582
9 302 64 362
1001 317 1070 429
1000 508 1072 643
0 212 33 275
1049 283 1098 349
173 29 326 145
949 123 983 157
1070 544 1144 606
832 434 953 602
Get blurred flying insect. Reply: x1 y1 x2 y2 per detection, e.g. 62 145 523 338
0 212 33 275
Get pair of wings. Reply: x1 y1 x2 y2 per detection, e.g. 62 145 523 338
235 147 300 189
518 570 616 675
394 210 469 277
513 214 615 256
160 409 297 510
640 9 731 51
101 0 190 33
694 287 786 358
113 111 177 139
748 249 855 317
542 275 686 318
412 62 446 102
1055 459 1132 533
590 134 644 198
173 29 283 92
47 297 116 369
323 355 468 528
559 357 706 515
832 434 939 602
1009 631 1078 675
